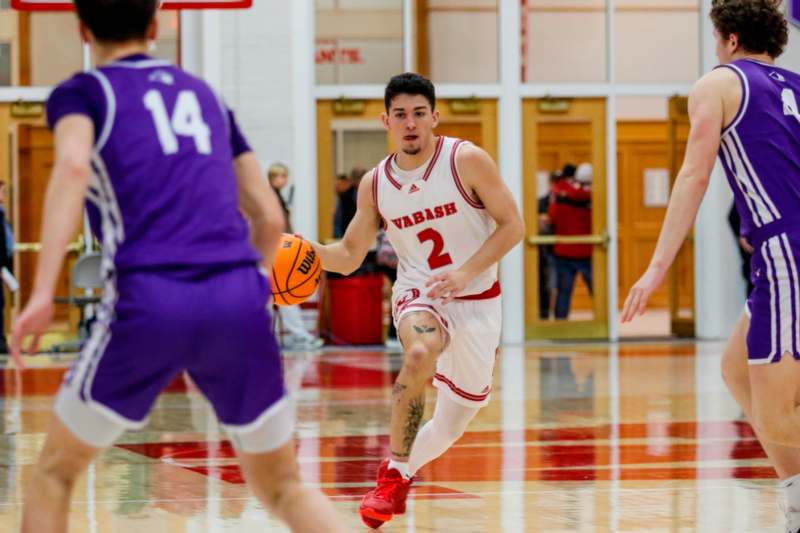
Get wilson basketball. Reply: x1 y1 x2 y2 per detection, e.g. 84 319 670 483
271 234 321 306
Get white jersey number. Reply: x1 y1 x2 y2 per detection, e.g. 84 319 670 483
417 228 453 270
782 88 800 124
144 89 212 155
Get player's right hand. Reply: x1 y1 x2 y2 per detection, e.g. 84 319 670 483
10 291 55 368
621 266 666 323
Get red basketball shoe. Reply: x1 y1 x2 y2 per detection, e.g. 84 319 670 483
359 459 412 529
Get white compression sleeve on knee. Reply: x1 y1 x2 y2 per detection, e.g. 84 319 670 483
408 389 480 476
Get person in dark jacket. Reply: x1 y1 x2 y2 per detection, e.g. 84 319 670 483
728 203 754 297
547 163 593 319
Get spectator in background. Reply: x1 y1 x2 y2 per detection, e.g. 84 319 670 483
728 202 754 297
375 229 399 348
267 163 323 350
575 162 593 186
333 167 364 239
548 163 593 320
537 171 558 319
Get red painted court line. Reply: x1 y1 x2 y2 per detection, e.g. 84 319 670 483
1 367 189 396
117 420 761 464
116 419 774 485
322 484 477 501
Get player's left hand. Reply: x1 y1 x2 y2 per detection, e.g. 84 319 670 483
10 292 55 369
426 270 470 304
621 266 666 323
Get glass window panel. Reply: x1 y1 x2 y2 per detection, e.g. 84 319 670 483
616 96 668 121
152 11 180 64
29 13 82 86
426 0 498 83
315 0 403 85
615 1 699 83
524 0 607 83
0 43 9 86
533 119 597 322
340 130 386 175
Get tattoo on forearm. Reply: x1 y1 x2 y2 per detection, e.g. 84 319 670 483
392 382 408 397
402 395 426 455
390 450 411 458
413 324 436 334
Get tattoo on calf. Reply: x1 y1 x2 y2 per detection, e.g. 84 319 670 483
390 450 411 458
413 324 436 334
402 395 426 454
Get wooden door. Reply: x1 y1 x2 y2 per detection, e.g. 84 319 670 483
618 122 670 310
18 124 77 322
537 122 593 313
668 97 694 336
522 98 608 340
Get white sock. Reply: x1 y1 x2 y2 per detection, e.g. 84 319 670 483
781 473 800 513
407 389 479 476
387 459 410 479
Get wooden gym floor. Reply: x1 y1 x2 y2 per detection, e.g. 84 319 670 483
0 341 785 531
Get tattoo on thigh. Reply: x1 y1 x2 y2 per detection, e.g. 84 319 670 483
402 395 426 454
413 324 436 334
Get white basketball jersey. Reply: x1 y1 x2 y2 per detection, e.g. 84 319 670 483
372 136 498 296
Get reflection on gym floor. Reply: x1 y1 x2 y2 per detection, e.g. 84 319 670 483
0 341 784 532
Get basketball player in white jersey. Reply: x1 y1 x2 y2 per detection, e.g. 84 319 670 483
312 73 524 528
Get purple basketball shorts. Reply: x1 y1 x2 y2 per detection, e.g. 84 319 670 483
55 264 292 451
746 231 800 365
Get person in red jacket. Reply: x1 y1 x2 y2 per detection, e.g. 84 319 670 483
547 163 593 319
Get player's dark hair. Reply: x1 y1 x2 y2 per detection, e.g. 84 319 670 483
710 0 788 58
73 0 159 43
384 73 436 111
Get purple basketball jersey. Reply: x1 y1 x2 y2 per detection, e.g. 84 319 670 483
717 59 800 244
46 54 260 273
718 59 800 364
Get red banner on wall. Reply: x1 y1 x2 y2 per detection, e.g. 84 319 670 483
12 0 252 10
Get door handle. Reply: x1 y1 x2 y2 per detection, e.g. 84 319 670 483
526 230 610 250
14 235 85 253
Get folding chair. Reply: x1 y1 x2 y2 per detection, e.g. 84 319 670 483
52 252 103 353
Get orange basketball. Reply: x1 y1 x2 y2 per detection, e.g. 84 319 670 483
271 234 321 306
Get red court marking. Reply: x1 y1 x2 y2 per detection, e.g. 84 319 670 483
0 366 191 397
116 419 773 485
323 485 478 501
301 355 398 389
616 345 698 357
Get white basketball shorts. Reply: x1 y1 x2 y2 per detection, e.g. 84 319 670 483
392 283 502 407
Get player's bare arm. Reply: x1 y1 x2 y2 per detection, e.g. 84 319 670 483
312 171 380 274
10 114 93 364
233 152 285 270
621 68 733 322
426 144 525 302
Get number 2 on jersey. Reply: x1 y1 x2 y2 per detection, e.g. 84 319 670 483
417 228 453 270
144 89 211 155
782 88 800 124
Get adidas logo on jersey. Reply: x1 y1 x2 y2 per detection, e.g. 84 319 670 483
391 202 458 230
409 184 420 193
